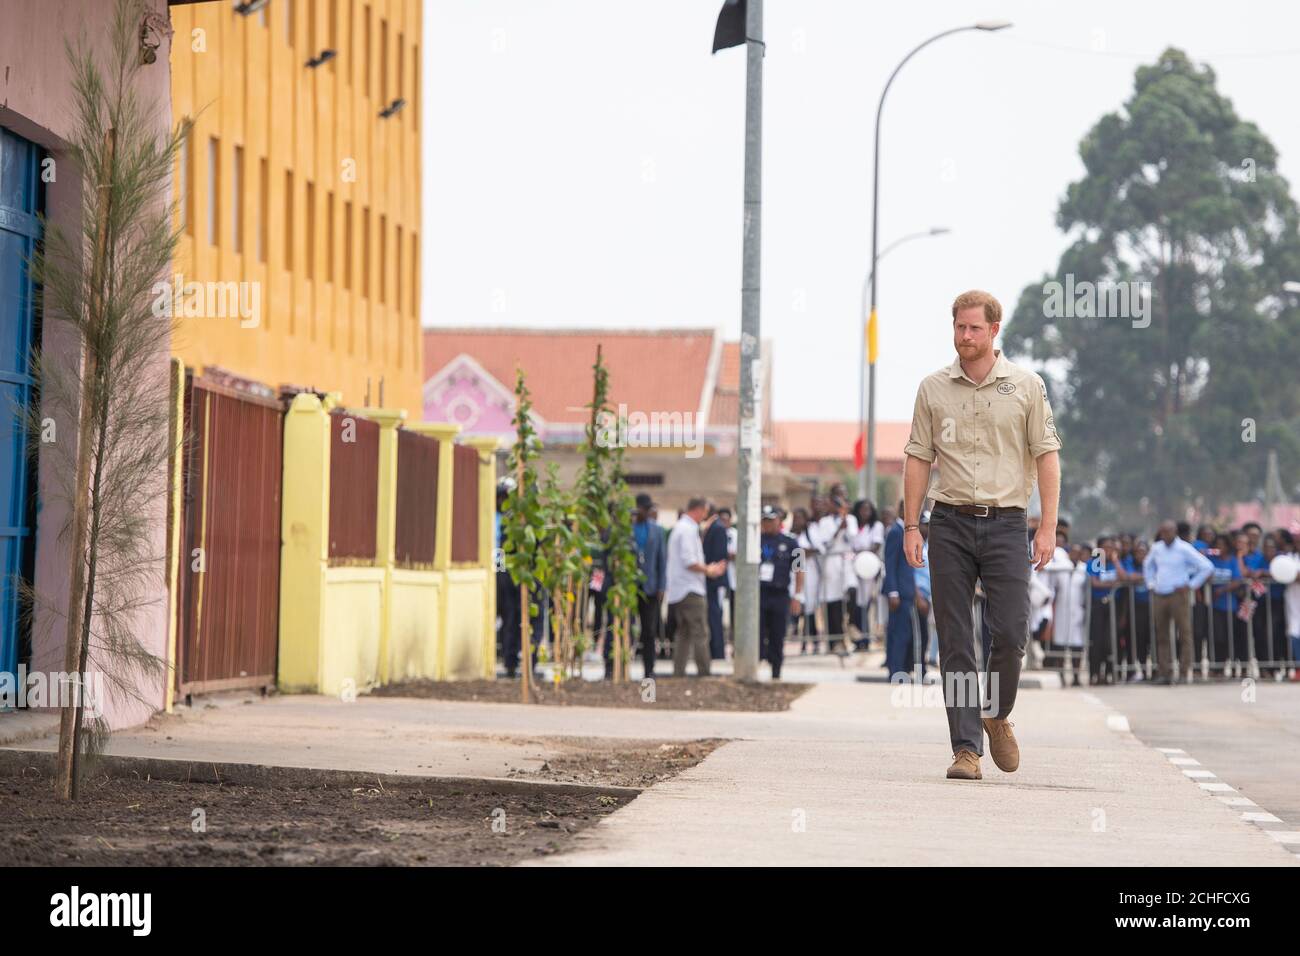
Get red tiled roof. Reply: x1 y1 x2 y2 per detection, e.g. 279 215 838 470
773 420 912 463
718 341 741 388
710 390 739 427
424 327 719 425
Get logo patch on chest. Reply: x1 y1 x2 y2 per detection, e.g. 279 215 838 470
996 381 1016 395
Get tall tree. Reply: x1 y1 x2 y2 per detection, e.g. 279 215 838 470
1005 48 1300 533
28 0 190 798
574 346 612 652
501 368 543 702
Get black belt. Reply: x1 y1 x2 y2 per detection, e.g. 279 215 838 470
932 501 1025 518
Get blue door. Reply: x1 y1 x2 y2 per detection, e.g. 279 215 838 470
0 127 42 680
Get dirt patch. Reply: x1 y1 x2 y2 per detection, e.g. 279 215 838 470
0 737 719 866
370 676 811 712
501 737 725 788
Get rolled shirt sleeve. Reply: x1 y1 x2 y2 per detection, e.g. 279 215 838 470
1027 373 1062 458
903 382 936 462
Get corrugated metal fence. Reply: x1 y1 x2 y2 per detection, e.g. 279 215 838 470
328 410 379 562
451 443 480 563
175 375 284 696
395 427 439 566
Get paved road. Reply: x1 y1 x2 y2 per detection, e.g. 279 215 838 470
1088 680 1300 845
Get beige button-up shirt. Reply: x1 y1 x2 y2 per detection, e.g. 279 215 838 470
904 349 1061 509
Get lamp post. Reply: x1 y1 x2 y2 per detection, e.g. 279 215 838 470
863 20 1011 505
856 227 950 499
713 0 764 680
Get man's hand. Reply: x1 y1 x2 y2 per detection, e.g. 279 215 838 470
790 598 802 616
1032 526 1054 571
888 594 900 612
915 595 930 617
705 560 727 578
904 528 925 569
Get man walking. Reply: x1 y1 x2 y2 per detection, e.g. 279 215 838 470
1143 520 1214 684
902 290 1062 781
667 498 728 676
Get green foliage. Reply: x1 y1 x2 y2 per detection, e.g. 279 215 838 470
535 464 582 593
575 348 613 562
604 439 642 625
26 0 187 797
501 368 543 604
1004 48 1300 533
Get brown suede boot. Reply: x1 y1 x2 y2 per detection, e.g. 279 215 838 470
946 750 982 780
982 717 1019 772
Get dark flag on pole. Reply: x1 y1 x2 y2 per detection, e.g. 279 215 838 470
712 0 747 53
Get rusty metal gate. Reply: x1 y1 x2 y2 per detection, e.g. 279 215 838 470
175 374 284 697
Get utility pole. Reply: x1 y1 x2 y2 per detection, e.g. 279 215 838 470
713 0 762 680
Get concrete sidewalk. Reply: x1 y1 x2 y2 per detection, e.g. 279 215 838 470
6 680 1293 865
529 682 1297 866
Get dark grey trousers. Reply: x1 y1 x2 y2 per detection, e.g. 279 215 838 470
927 505 1030 755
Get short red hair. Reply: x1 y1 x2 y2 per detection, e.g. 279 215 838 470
951 290 1002 326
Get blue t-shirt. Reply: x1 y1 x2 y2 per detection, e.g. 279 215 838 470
1209 556 1239 613
1121 555 1148 601
1087 557 1120 593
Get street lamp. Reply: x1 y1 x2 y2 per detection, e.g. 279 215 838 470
862 20 1011 504
856 227 950 498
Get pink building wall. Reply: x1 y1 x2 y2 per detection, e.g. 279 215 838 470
423 358 517 439
1 0 174 730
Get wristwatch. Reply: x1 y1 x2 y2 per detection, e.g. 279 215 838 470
904 524 920 532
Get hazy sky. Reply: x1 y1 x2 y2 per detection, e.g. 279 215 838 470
422 0 1300 422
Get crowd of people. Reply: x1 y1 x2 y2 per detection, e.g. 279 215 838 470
1031 518 1300 683
494 478 1300 684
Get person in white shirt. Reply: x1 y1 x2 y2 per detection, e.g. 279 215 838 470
792 506 822 653
849 499 884 648
814 495 858 650
666 497 727 676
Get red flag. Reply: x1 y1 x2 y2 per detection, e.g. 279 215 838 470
853 432 864 470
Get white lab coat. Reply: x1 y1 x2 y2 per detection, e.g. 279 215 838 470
815 513 859 603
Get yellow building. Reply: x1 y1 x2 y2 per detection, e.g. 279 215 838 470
169 0 421 413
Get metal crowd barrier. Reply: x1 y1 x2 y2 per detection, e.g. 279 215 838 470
1032 569 1296 685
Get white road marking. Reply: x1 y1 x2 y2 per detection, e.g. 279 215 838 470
1105 714 1130 732
1144 737 1292 855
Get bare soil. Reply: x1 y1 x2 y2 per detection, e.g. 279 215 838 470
370 676 810 711
0 736 720 866
503 737 724 788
